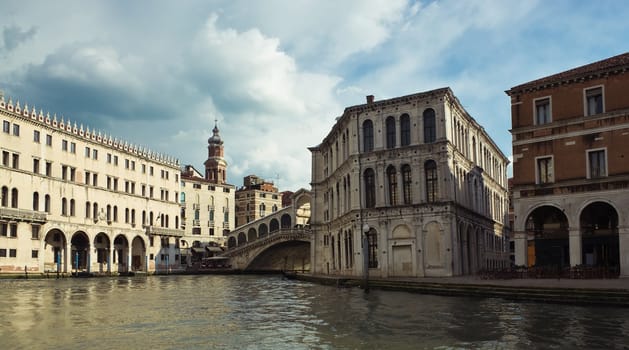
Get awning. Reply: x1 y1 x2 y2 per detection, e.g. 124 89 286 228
191 247 205 254
206 246 224 253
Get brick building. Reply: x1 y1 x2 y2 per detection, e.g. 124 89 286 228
506 52 629 276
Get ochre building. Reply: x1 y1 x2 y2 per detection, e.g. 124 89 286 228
309 88 509 278
507 52 629 276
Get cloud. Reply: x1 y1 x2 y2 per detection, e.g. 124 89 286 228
1 25 37 52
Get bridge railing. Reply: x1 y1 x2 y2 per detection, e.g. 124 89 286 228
222 228 312 257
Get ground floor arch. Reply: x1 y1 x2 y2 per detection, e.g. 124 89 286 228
44 229 67 272
71 231 90 272
580 201 619 272
525 205 569 268
114 234 130 273
131 236 146 271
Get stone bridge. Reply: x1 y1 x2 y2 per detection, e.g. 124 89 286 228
223 189 312 271
222 228 312 271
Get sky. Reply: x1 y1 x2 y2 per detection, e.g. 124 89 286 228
1 0 627 191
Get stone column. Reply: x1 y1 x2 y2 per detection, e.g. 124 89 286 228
128 243 133 272
65 241 72 273
514 231 527 267
618 227 629 277
569 228 582 266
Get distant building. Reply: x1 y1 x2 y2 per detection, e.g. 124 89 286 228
179 123 235 263
506 52 629 276
0 93 182 274
309 88 509 278
234 175 282 228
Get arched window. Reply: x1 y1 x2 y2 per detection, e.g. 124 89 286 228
363 119 374 152
70 199 75 216
423 108 436 143
125 208 130 223
402 164 412 204
368 229 378 268
272 204 278 212
364 168 376 208
387 165 397 206
62 198 68 216
472 136 477 164
400 114 411 146
11 188 18 208
386 116 396 149
142 210 146 225
45 194 51 213
113 206 118 222
180 192 186 203
93 202 98 219
175 216 178 229
106 205 112 222
259 203 266 217
86 202 91 218
425 160 438 202
1 186 8 207
33 192 39 211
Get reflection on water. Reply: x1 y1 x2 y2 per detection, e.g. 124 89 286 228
1 275 628 349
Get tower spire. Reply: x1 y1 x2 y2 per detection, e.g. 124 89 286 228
204 119 227 184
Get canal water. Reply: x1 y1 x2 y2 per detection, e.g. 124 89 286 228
1 275 628 349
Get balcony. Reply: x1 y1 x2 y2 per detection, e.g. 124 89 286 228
0 207 47 223
145 226 184 237
192 219 200 227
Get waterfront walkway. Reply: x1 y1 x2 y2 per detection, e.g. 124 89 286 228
293 274 629 307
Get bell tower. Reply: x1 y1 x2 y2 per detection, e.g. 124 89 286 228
204 120 227 184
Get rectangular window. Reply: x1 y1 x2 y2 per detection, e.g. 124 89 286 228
92 149 98 160
62 140 68 151
10 223 17 237
537 156 553 184
107 153 112 163
9 249 16 258
85 147 90 157
585 86 604 116
149 186 154 198
150 166 154 176
588 149 607 178
70 167 76 182
0 223 7 236
12 124 19 136
85 171 91 185
32 224 40 239
32 250 38 258
114 178 118 191
142 164 146 173
125 159 129 169
0 249 6 257
114 155 118 166
535 97 551 125
61 165 68 180
142 185 146 197
45 161 52 176
33 158 40 173
2 151 8 166
92 173 98 187
2 120 9 133
70 142 76 153
131 160 135 171
12 153 18 169
46 134 52 146
33 130 40 143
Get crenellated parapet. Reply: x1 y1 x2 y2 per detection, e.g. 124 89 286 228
0 93 180 168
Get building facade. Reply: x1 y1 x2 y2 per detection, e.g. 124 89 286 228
0 94 183 275
506 53 629 276
234 175 282 228
180 124 235 261
309 88 509 278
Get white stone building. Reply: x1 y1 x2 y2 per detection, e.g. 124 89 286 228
309 88 509 278
0 94 182 275
179 124 235 263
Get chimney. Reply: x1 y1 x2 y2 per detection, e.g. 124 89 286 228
366 95 374 104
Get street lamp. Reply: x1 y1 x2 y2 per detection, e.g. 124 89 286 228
362 223 370 292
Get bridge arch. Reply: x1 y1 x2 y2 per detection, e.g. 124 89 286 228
237 232 247 246
281 214 291 229
259 223 268 237
270 219 279 233
247 228 257 242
